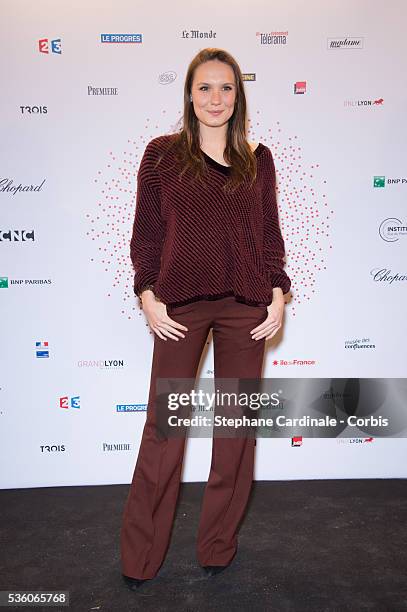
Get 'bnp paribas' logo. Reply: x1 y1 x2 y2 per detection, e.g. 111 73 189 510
373 176 407 187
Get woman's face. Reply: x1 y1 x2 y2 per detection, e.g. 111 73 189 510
190 60 237 130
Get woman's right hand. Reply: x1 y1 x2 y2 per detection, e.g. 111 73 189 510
140 290 188 341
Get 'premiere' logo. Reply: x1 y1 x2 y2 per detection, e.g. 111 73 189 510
102 442 131 451
87 86 118 95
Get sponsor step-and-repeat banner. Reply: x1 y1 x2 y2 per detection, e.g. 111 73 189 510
1 1 407 488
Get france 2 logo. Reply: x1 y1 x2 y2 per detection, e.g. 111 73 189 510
38 38 62 54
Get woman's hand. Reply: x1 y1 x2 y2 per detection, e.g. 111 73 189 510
250 288 285 341
140 291 188 341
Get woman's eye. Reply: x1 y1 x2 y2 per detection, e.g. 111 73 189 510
199 86 233 91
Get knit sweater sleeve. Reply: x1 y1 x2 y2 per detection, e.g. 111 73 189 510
262 147 291 296
130 139 165 297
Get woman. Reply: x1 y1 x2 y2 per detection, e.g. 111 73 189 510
121 47 291 589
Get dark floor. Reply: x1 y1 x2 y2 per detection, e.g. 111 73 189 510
1 479 406 612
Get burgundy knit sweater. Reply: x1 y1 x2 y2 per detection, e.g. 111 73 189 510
130 134 291 308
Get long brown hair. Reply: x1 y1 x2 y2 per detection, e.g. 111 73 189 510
164 48 258 194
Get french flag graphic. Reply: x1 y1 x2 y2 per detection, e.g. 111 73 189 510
36 341 49 358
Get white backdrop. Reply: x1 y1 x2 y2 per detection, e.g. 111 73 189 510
1 0 406 489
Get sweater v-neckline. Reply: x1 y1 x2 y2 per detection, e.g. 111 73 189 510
201 143 263 175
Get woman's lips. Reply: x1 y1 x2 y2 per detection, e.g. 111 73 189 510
208 110 223 115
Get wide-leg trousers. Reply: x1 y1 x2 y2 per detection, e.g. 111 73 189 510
120 295 267 580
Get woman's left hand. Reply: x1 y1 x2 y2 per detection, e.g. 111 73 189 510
250 290 285 341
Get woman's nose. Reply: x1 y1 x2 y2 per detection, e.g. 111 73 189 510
210 90 222 104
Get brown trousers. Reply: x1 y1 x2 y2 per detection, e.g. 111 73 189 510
120 296 267 579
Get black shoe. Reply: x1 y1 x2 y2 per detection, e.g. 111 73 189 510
122 574 149 590
203 565 229 576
